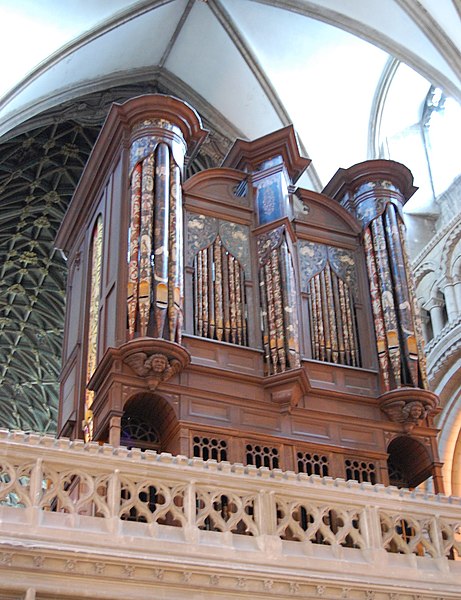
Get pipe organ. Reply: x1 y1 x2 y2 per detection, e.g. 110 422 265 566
56 95 443 493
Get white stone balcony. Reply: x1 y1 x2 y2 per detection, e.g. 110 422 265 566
0 429 460 599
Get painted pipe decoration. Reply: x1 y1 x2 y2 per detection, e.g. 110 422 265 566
193 236 247 346
127 127 187 343
299 241 360 368
258 226 300 375
342 179 428 390
306 267 359 367
83 216 103 442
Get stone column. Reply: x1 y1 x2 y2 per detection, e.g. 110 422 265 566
453 278 461 311
423 297 446 336
440 278 458 321
419 308 433 343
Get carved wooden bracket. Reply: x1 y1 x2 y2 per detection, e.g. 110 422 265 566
378 387 439 432
119 338 191 391
263 367 311 413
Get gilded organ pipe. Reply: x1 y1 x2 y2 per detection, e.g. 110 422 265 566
214 238 224 342
257 228 300 375
127 164 142 338
168 158 182 342
138 154 155 337
193 237 247 346
363 228 391 390
370 217 401 386
399 219 428 388
271 249 286 372
153 143 170 338
298 238 360 368
329 166 429 390
127 112 199 345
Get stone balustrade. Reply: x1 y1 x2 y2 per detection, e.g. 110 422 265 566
0 429 461 599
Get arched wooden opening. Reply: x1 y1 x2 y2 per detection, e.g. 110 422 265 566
121 393 179 454
387 436 433 489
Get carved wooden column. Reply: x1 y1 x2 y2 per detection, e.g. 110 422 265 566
56 95 207 443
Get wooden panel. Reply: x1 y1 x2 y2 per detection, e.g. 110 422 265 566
187 340 220 364
226 349 261 373
184 335 264 376
291 420 332 441
304 360 378 397
60 364 76 425
241 410 281 432
105 159 123 288
340 426 379 448
187 373 260 400
104 284 117 349
65 253 84 360
189 399 232 423
343 372 379 395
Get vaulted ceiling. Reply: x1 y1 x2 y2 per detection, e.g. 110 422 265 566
1 0 460 432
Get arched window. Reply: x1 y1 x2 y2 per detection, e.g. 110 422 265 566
422 87 461 199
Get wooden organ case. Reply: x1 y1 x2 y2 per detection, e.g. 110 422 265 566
56 94 444 492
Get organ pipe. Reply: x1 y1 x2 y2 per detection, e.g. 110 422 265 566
306 266 360 368
127 126 188 343
193 238 247 346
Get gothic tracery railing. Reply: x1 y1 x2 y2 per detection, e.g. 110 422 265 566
0 431 460 562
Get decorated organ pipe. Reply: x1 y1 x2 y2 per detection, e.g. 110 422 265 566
127 112 205 344
257 226 301 375
299 241 360 368
324 161 428 391
82 216 103 442
192 236 248 346
219 125 310 376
